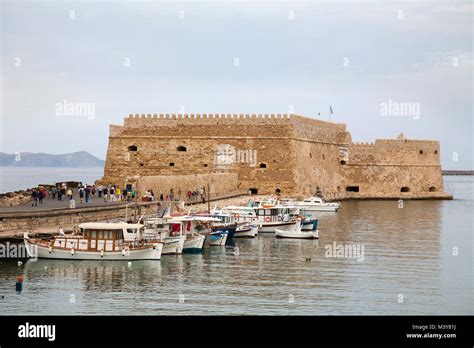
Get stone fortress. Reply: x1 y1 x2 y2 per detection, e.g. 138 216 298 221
100 113 452 200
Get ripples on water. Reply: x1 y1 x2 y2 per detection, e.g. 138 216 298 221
0 176 472 315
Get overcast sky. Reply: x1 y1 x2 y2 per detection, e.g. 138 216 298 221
1 0 472 169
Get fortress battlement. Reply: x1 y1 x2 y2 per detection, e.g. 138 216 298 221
123 113 347 130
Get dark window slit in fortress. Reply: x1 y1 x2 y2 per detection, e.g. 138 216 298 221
346 186 359 192
429 186 436 192
419 150 423 154
249 188 258 194
177 146 187 152
127 145 137 151
203 164 208 167
259 163 267 169
340 160 347 165
139 163 144 167
169 163 175 167
401 187 410 192
434 150 438 154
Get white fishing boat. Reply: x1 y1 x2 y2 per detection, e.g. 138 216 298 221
224 198 299 233
234 223 259 238
192 211 238 246
275 221 319 239
24 222 163 260
209 231 228 246
293 196 340 213
170 216 211 253
142 218 186 254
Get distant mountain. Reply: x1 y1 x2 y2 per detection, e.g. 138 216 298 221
0 151 105 167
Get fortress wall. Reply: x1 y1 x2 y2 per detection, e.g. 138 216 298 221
339 164 445 198
136 173 239 200
289 115 349 144
102 135 296 195
292 139 345 196
349 139 441 165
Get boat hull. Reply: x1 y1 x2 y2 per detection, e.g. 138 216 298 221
259 221 297 233
234 225 258 238
209 232 228 246
183 234 206 253
24 238 163 260
162 236 185 254
298 205 339 212
275 229 319 239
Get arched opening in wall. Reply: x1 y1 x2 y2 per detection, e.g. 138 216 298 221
419 150 423 154
128 145 138 152
259 163 267 169
401 187 410 192
429 186 437 192
346 186 359 192
275 188 281 195
434 150 438 154
177 146 187 152
203 164 208 167
340 160 347 165
249 188 258 195
169 163 175 167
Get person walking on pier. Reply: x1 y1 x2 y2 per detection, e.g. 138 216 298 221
51 187 57 200
85 186 91 203
103 187 108 202
200 187 205 204
110 186 115 201
67 188 73 200
78 186 85 204
31 189 38 207
38 189 45 204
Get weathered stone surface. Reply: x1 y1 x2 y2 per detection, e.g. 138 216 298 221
100 113 450 199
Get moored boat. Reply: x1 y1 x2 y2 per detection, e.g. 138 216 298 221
293 196 340 213
275 221 319 239
24 222 163 260
142 218 186 255
223 198 299 233
234 223 259 238
170 216 209 253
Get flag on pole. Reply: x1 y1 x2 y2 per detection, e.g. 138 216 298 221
329 105 334 114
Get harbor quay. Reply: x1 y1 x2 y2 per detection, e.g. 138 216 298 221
0 191 249 238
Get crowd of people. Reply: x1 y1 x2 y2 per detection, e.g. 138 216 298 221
30 183 208 207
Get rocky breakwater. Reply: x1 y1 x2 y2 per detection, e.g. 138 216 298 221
0 190 33 208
